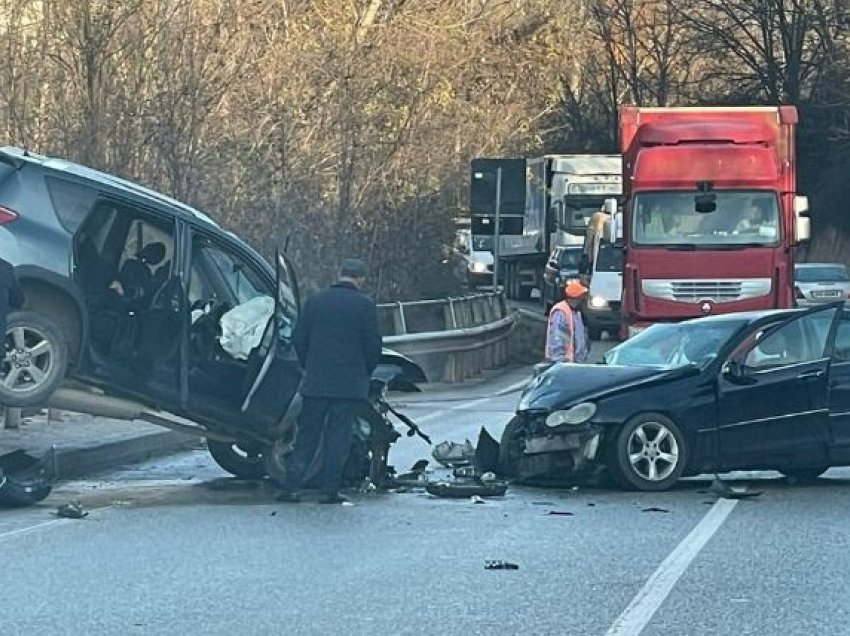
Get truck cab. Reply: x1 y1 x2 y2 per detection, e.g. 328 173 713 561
612 107 811 338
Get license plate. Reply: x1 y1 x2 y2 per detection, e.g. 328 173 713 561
813 290 841 298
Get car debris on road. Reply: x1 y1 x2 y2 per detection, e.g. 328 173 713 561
0 449 53 508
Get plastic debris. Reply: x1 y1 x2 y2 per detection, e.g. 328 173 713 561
55 500 88 519
710 476 763 499
0 449 54 508
426 480 508 499
341 501 355 507
432 439 475 467
470 495 486 504
484 560 519 570
409 459 429 473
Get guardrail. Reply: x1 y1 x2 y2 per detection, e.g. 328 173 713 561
377 292 516 382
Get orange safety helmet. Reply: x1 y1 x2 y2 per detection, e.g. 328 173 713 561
564 281 588 299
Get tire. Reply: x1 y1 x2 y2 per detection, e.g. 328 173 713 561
207 439 267 480
611 413 687 491
589 325 603 341
780 466 828 483
0 311 68 408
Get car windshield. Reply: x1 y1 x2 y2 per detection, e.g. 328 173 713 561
595 243 622 272
559 249 582 269
796 265 849 283
633 191 780 247
604 319 747 369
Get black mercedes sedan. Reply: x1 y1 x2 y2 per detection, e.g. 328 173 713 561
500 302 850 491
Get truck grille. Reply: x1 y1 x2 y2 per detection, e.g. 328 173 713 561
642 278 771 304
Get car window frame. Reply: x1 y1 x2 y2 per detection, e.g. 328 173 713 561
725 305 840 376
189 231 275 307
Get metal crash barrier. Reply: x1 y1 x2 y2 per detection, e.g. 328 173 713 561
377 292 516 383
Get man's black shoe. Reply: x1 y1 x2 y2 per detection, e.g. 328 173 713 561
317 493 348 505
275 491 302 503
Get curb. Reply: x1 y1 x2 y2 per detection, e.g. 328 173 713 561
50 430 200 481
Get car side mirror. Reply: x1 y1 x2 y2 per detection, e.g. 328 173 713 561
722 360 755 385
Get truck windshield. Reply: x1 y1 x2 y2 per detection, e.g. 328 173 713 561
559 249 582 269
632 191 780 247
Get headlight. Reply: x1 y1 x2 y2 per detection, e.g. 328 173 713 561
589 295 609 309
469 261 489 273
545 402 597 427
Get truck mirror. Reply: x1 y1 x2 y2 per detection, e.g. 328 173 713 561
795 215 811 243
794 195 809 215
603 198 617 214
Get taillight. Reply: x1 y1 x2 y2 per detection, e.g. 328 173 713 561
795 286 804 300
0 205 18 225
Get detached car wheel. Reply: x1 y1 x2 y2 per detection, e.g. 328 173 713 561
207 439 267 480
0 311 68 408
612 413 686 491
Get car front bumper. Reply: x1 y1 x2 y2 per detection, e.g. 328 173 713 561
502 419 607 483
584 305 621 329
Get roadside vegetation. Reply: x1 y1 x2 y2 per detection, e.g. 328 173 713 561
0 1 846 298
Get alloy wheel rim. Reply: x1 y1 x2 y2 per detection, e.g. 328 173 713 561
1 327 54 393
627 421 679 482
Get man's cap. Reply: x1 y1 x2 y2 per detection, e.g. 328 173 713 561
340 258 368 278
564 281 588 298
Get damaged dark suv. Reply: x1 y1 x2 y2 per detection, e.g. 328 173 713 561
0 147 303 477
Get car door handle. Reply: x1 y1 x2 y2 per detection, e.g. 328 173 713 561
798 369 825 379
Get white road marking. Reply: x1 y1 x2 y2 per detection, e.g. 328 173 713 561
413 378 529 424
606 496 741 635
0 518 68 541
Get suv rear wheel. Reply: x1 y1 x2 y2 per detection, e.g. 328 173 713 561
0 311 68 407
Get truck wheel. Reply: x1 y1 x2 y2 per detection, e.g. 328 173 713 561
0 311 68 408
610 413 686 491
207 439 267 480
589 325 603 341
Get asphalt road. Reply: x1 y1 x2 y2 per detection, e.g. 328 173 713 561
3 353 850 635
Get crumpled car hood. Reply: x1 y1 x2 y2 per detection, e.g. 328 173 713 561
518 363 677 412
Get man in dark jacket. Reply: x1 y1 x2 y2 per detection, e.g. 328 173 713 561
0 257 24 345
277 258 382 504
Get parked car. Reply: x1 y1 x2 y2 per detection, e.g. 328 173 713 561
542 246 583 314
0 146 305 477
500 303 850 491
795 262 850 306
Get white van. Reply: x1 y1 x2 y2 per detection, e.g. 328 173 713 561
584 240 623 340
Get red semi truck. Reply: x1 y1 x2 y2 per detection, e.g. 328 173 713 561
605 106 811 338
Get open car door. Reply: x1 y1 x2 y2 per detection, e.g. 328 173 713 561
240 250 301 421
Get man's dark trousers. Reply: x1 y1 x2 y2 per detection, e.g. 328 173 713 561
282 397 361 496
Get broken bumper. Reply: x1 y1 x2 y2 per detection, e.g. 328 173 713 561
502 419 606 483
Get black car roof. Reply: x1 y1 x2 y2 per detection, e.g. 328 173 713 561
0 146 219 228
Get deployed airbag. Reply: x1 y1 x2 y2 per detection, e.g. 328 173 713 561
218 296 274 360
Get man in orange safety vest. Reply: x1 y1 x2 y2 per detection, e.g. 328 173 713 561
545 281 590 363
